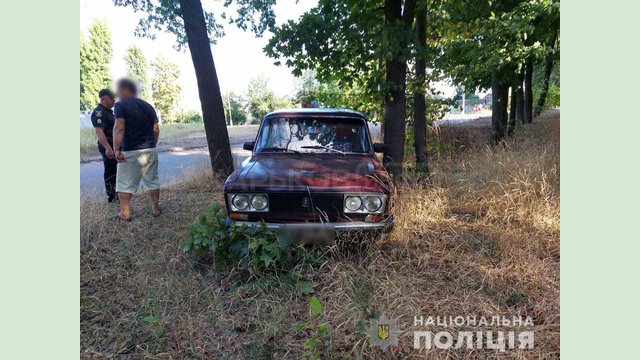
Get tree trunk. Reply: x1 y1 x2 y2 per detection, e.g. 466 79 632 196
534 31 558 117
500 83 509 134
524 59 534 124
516 69 525 125
179 0 234 175
508 86 516 136
461 89 466 114
491 71 503 143
413 5 428 175
382 0 415 178
491 71 509 144
383 60 407 177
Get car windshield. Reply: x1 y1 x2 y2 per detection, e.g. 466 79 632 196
255 117 371 154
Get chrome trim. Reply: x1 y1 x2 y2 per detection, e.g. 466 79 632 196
343 193 387 214
226 193 269 212
231 220 390 231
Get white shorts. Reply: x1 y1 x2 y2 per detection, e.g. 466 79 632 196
115 148 160 194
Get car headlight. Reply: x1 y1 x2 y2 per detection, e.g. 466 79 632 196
363 196 382 212
251 194 268 211
345 196 363 211
344 193 386 214
228 193 269 212
232 194 249 210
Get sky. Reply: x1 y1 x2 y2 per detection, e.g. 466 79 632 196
80 0 318 111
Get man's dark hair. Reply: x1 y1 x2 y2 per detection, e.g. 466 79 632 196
116 78 138 96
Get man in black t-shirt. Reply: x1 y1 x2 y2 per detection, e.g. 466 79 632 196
112 78 161 221
90 89 117 202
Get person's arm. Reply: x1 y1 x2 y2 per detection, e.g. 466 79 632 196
113 117 126 162
94 127 114 158
90 109 114 158
153 122 159 146
151 109 160 145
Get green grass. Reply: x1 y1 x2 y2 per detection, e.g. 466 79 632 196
80 128 99 158
156 122 205 139
80 122 205 160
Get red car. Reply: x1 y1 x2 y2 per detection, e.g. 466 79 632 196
224 108 392 240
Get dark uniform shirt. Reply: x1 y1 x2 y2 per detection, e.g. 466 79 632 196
113 97 158 151
90 103 115 145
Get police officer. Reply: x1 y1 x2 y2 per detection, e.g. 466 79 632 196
91 89 117 202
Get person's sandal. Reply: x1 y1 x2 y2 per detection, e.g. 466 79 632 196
152 208 162 218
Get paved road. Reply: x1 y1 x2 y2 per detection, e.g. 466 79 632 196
80 144 251 200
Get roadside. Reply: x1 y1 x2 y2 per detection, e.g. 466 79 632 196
80 124 259 163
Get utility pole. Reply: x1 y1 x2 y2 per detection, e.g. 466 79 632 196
461 86 466 114
227 93 233 126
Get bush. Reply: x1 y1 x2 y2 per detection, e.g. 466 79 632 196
533 85 560 111
180 203 317 276
546 84 560 109
174 110 203 124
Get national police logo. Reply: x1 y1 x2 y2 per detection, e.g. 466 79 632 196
368 313 401 351
378 324 390 340
96 111 102 117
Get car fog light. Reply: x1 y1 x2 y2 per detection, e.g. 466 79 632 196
345 196 362 211
232 194 249 210
251 194 268 210
363 196 382 212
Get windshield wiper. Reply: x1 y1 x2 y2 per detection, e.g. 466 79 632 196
260 146 300 154
300 145 345 155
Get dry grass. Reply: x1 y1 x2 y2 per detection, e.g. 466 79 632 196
81 112 560 359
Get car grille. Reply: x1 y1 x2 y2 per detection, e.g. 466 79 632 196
268 192 343 219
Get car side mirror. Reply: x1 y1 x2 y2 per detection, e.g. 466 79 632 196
243 141 255 151
373 143 386 153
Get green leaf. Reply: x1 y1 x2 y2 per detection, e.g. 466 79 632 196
298 281 315 295
293 322 309 331
142 315 157 323
260 254 274 266
309 296 322 316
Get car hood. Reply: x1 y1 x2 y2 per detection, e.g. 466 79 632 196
224 153 390 193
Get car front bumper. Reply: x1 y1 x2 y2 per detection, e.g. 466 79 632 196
227 218 392 231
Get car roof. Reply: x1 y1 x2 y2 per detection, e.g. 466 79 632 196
264 108 367 120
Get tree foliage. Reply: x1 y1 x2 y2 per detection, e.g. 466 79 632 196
266 0 391 118
433 0 559 140
245 75 293 123
151 57 182 123
80 19 112 110
124 46 150 99
223 91 248 125
266 0 418 176
113 0 276 48
266 0 560 172
114 0 279 175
